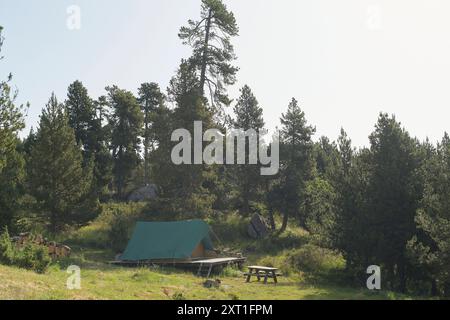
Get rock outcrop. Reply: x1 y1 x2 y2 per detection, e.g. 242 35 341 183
247 214 271 239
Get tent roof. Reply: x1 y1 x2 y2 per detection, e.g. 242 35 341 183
120 220 214 261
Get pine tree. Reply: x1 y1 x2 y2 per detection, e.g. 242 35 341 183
137 82 165 185
146 104 173 199
179 0 239 113
107 86 143 199
366 113 422 292
65 81 96 152
0 137 25 229
314 136 340 180
0 26 25 174
305 136 341 245
408 133 450 296
275 98 316 233
65 81 112 200
94 95 114 200
332 128 359 257
151 60 216 216
233 85 264 129
28 94 94 233
301 176 337 246
0 26 26 229
325 129 374 276
232 85 265 214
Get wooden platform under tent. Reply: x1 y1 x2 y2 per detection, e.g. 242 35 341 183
109 257 247 277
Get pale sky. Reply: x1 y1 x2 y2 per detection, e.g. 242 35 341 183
1 0 449 147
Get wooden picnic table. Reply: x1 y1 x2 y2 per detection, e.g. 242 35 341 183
245 265 280 284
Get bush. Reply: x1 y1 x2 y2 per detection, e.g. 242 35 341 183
146 196 213 220
108 210 130 253
0 228 51 273
258 253 295 276
68 202 145 249
15 242 51 273
287 244 344 274
0 227 15 264
221 266 241 277
248 229 309 253
207 212 248 245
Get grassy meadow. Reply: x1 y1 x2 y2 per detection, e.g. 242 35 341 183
0 204 419 300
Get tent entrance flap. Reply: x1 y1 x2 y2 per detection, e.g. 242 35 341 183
120 220 214 261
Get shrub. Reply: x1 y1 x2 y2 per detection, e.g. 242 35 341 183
68 202 145 249
108 210 130 253
221 266 241 277
257 253 295 276
249 202 268 218
0 227 15 264
207 212 248 245
287 244 344 274
0 228 51 273
249 229 309 253
15 242 51 273
146 196 213 220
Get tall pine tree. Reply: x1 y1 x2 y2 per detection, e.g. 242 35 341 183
137 82 165 185
107 86 143 199
151 60 216 216
65 81 112 200
0 26 25 173
274 98 315 233
231 85 265 214
28 94 94 233
179 0 239 115
366 114 422 292
408 133 450 296
0 26 26 229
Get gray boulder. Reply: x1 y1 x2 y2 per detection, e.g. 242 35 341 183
247 214 270 239
128 184 158 202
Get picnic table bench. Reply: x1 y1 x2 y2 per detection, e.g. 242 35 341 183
244 266 281 284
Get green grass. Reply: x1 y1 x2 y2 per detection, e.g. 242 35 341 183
0 243 416 300
0 251 409 300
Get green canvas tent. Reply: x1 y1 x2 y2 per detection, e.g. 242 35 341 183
119 220 214 261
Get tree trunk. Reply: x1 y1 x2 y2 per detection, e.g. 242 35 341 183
267 208 276 231
444 282 450 298
397 262 407 293
242 181 250 215
117 146 124 199
50 211 58 235
144 101 149 185
200 9 212 94
279 211 289 234
431 279 438 296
